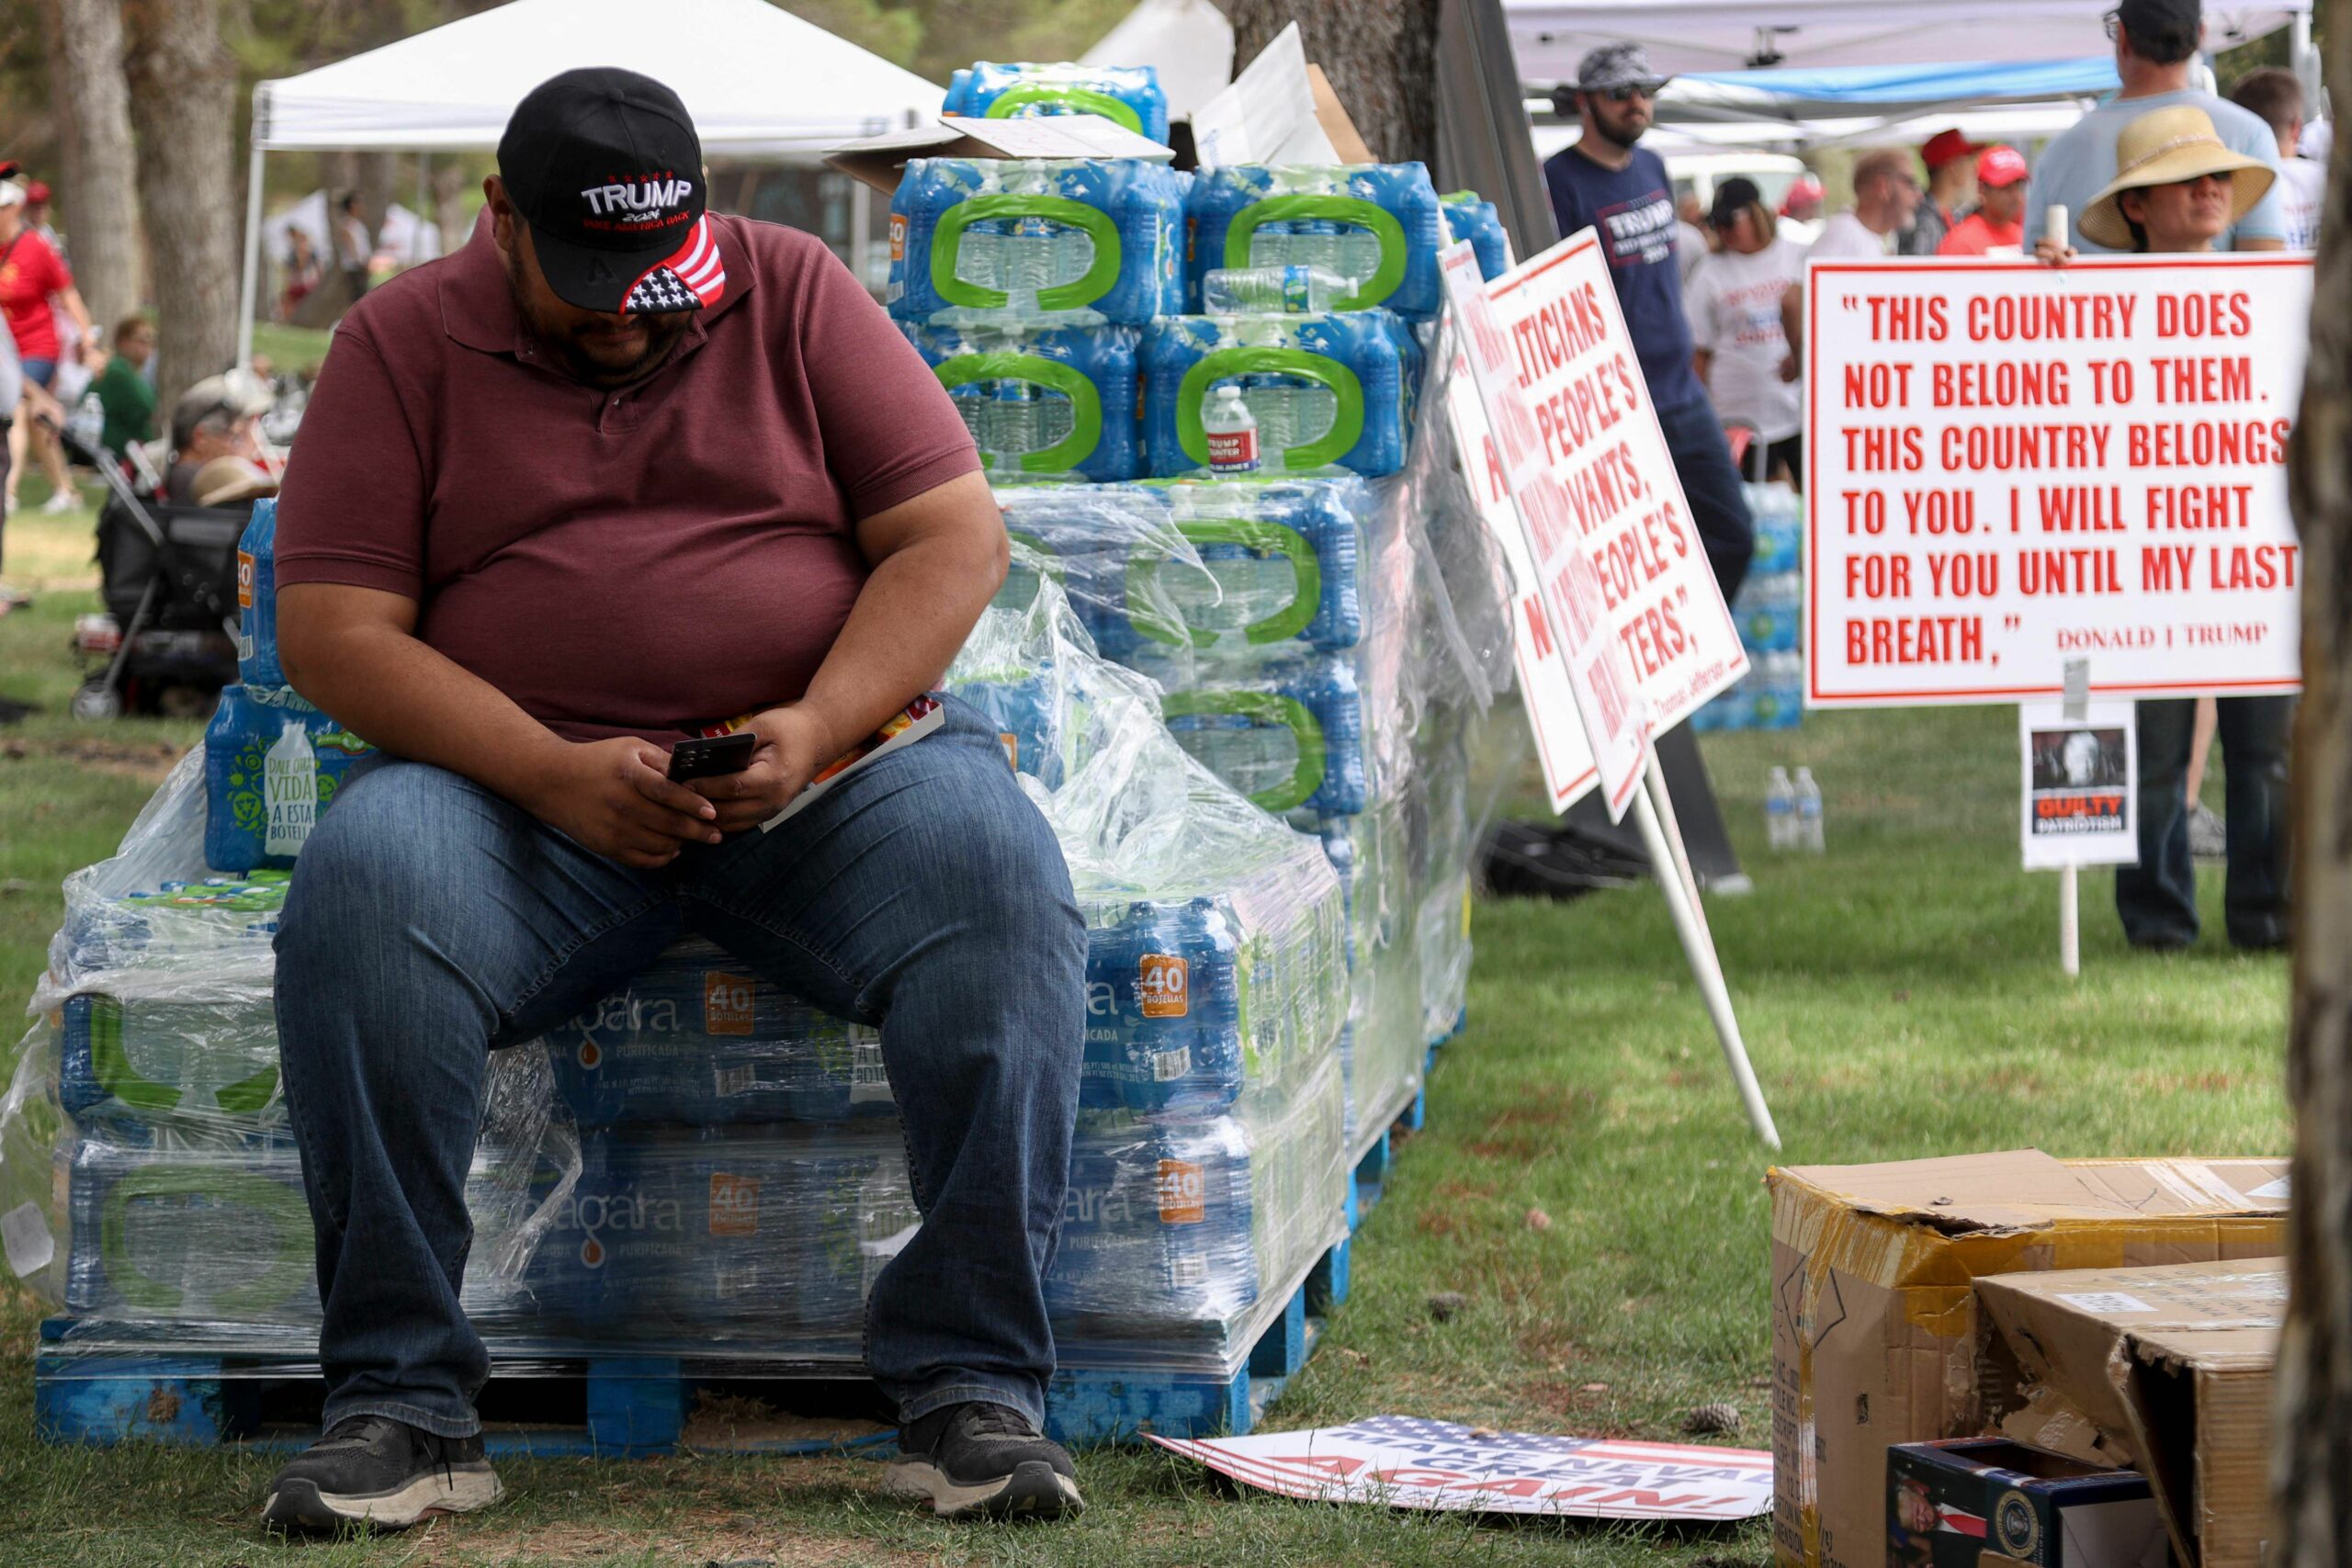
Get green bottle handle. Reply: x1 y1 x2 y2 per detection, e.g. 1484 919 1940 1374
102 1167 312 1314
932 195 1123 311
1176 346 1363 472
982 85 1146 135
1160 690 1328 813
932 352 1102 475
1126 517 1323 649
1228 193 1407 310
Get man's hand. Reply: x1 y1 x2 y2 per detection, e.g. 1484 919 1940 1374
517 736 722 867
687 705 838 832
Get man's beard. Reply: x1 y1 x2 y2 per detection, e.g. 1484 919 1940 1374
1590 108 1646 152
502 245 695 389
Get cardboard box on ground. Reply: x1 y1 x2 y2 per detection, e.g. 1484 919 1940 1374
1974 1257 2285 1568
1767 1149 2286 1568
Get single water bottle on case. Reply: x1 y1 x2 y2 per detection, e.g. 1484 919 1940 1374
1202 265 1355 315
1204 384 1260 475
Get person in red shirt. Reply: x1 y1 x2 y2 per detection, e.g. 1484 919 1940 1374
260 70 1088 1533
1938 146 2031 255
0 181 92 514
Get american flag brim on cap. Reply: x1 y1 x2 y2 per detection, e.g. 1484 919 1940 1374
624 216 726 314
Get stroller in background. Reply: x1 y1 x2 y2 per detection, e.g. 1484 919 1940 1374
62 430 248 720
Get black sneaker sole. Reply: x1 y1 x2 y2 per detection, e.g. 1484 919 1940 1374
883 1457 1085 1520
261 1468 504 1535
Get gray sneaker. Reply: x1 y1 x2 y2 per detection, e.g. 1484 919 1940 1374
2188 803 2227 862
261 1414 503 1535
884 1402 1084 1520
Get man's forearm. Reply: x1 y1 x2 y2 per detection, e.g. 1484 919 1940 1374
791 527 1006 758
286 624 569 807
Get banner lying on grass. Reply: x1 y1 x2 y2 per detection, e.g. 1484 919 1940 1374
1441 234 1747 815
1805 255 2311 707
1151 1416 1772 1519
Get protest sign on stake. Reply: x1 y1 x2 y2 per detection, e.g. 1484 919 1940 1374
1152 1416 1772 1520
1441 239 1777 1147
1805 255 2311 708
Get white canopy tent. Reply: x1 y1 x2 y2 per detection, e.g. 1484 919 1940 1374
1078 0 1234 122
1504 0 2311 81
239 0 943 362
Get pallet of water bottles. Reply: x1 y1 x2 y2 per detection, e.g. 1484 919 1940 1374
1691 483 1805 734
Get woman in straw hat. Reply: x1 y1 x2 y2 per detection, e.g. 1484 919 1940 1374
2039 103 2276 259
2039 103 2291 953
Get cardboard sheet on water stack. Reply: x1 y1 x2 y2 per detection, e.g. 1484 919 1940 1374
1765 1148 2286 1568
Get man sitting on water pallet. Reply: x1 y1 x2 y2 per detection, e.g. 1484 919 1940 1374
259 69 1088 1532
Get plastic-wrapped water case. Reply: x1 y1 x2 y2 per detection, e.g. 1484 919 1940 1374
202 685 373 874
235 498 282 688
888 158 1184 326
1441 192 1512 281
60 968 284 1134
1144 313 1407 479
1129 646 1370 819
1733 570 1800 654
908 321 1141 482
34 1043 581 1337
993 480 1366 661
529 1123 920 1344
951 557 1351 1114
1744 482 1804 576
1186 165 1444 319
951 61 1170 145
540 941 895 1129
1049 1057 1343 1341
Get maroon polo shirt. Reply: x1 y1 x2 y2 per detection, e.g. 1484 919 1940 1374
273 213 979 745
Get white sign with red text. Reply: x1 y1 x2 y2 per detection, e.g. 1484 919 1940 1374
1806 255 2310 707
1152 1416 1773 1520
1441 236 1747 817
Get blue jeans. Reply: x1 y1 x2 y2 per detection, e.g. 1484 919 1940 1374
1653 395 1757 604
273 695 1087 1438
2114 695 2294 949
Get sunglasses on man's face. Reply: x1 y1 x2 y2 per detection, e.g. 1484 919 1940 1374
1598 82 1661 103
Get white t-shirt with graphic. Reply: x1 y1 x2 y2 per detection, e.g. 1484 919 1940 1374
1685 239 1806 442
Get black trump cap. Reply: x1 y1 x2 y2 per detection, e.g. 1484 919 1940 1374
496 68 726 315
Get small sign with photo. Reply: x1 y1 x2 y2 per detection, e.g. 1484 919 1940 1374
2018 702 2138 870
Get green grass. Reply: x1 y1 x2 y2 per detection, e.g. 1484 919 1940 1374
250 322 339 378
0 511 2290 1566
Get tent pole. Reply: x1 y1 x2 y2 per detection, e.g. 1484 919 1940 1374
2292 10 2319 108
851 177 873 296
236 139 266 369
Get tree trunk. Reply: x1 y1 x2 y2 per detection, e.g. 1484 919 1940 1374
126 0 242 408
2277 3 2352 1563
51 0 143 332
1228 0 1443 166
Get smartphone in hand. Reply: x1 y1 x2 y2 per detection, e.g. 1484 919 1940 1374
666 731 758 783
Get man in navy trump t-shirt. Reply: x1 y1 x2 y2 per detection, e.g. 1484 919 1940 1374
1544 43 1755 601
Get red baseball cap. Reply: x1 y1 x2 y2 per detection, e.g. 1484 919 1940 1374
23 179 49 204
1975 145 2029 187
1921 129 1982 169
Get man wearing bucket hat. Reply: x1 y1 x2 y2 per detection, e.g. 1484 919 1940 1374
1544 42 1755 601
2025 0 2286 254
2038 105 2291 953
260 68 1089 1531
